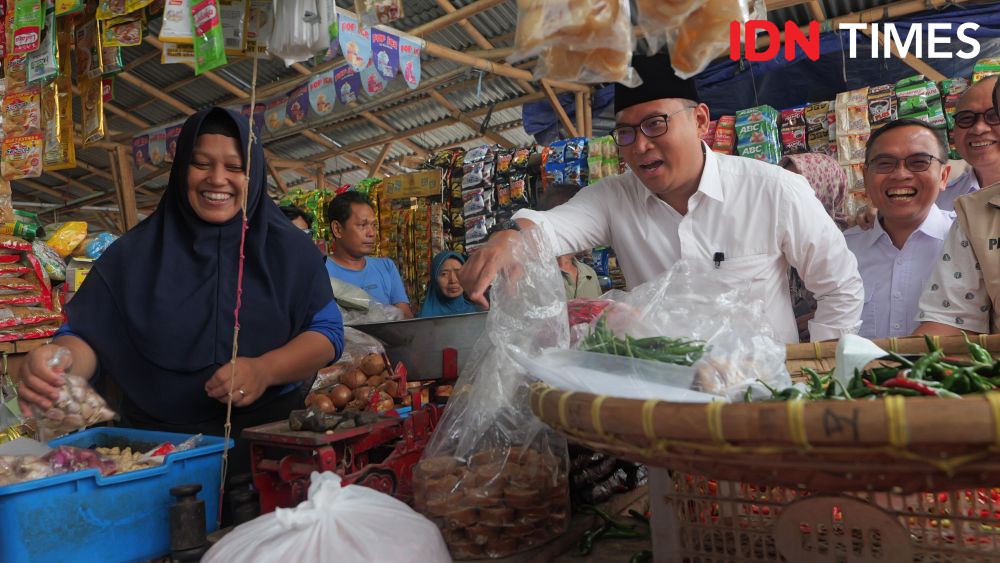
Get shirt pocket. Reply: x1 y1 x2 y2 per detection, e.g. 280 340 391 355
859 281 877 339
714 253 773 300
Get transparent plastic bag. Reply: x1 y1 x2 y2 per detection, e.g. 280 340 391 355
36 347 116 441
635 0 708 53
0 454 54 486
203 471 450 563
330 277 372 311
533 262 790 403
269 0 334 66
513 0 639 85
665 0 756 79
312 326 386 391
413 228 571 560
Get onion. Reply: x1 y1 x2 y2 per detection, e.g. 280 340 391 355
376 391 395 413
342 369 368 390
353 385 373 402
304 391 324 408
328 385 352 409
360 354 386 376
381 380 399 397
313 395 335 414
366 375 385 388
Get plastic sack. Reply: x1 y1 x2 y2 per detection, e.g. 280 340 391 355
75 232 117 259
330 276 372 311
0 455 54 486
269 0 334 66
635 0 707 52
44 221 87 258
203 471 450 563
413 228 571 560
43 445 117 476
36 347 117 441
665 0 756 79
513 0 639 86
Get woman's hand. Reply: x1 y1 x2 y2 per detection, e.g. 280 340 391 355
205 357 271 407
17 344 70 418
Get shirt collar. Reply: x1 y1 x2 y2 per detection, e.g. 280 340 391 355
865 204 951 247
642 142 721 204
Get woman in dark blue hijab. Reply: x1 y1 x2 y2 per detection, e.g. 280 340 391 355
418 251 478 318
16 108 343 463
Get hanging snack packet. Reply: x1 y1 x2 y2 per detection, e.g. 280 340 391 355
0 235 31 252
5 52 29 91
45 23 76 171
2 87 41 136
462 188 489 217
55 0 83 16
101 45 122 75
636 0 706 51
160 0 192 42
79 76 105 146
26 5 56 85
0 181 12 225
464 214 489 245
12 0 43 54
101 12 143 47
190 0 227 75
666 0 751 79
1 133 44 179
219 0 247 56
32 240 65 280
75 15 103 80
96 0 127 19
0 263 31 277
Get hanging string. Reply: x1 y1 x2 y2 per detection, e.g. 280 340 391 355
217 43 261 528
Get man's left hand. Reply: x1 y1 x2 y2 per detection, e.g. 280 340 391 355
205 357 270 407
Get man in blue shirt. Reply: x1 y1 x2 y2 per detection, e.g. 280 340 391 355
325 191 412 318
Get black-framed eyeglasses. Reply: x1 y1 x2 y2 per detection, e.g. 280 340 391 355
611 108 693 147
866 153 946 174
954 108 1000 128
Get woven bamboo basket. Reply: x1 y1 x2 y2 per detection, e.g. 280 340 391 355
530 334 1000 494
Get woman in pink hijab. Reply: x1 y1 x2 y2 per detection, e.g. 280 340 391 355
780 153 851 341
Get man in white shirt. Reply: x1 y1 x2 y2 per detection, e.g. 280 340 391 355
460 54 863 344
844 119 954 339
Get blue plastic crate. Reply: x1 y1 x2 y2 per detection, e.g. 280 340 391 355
0 427 232 563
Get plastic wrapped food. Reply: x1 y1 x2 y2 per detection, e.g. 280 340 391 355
43 445 117 475
666 0 752 79
37 347 117 440
45 221 88 258
636 0 707 50
0 455 54 486
414 229 571 560
32 240 65 281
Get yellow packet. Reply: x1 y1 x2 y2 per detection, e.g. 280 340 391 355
74 14 103 79
42 77 75 171
4 52 28 90
79 76 105 146
2 134 44 180
101 11 143 47
2 86 41 137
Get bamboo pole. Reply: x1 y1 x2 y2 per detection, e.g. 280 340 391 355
422 42 589 93
542 80 578 137
584 91 593 138
369 144 393 176
408 0 506 37
862 27 947 82
112 146 139 231
575 92 585 139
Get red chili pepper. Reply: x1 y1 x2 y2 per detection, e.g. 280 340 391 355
882 377 939 396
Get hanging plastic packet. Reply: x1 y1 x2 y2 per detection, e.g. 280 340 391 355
55 0 83 16
12 0 44 54
2 87 41 137
510 173 530 208
464 145 493 164
219 0 247 56
464 214 489 245
0 181 12 226
666 0 755 79
461 162 490 190
101 11 143 47
190 0 227 75
75 14 104 80
79 76 105 146
96 0 127 20
243 0 272 57
31 240 65 281
512 147 531 169
269 0 332 66
355 0 403 27
637 0 707 52
564 161 584 186
5 52 29 90
37 347 117 441
26 5 56 85
564 137 587 161
462 188 488 216
545 161 565 185
100 45 122 75
159 0 192 42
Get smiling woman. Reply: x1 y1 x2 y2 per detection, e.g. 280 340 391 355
186 115 247 224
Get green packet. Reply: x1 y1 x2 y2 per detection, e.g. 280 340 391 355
190 0 226 75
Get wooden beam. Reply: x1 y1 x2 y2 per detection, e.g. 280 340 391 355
119 72 195 116
358 110 428 156
431 0 535 95
862 27 947 82
427 90 513 147
368 143 393 176
74 160 115 182
461 47 516 60
575 92 585 139
423 41 588 93
44 171 97 194
541 80 578 137
807 0 826 21
409 0 506 37
267 162 288 193
112 147 139 231
12 179 68 201
583 92 593 138
143 36 250 100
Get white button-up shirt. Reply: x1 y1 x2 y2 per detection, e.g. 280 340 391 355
514 146 864 343
844 205 954 339
937 167 980 212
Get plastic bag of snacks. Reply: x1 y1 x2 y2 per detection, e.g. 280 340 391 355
414 229 571 560
32 240 66 281
665 0 757 79
513 0 639 86
635 0 707 52
36 347 117 440
44 221 88 258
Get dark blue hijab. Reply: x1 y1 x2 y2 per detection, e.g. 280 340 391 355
65 107 333 424
418 251 477 318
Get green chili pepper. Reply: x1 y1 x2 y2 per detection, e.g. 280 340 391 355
884 351 915 368
925 334 941 353
912 350 943 380
965 334 995 366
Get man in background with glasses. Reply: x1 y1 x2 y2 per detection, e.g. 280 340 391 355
915 77 1000 336
844 119 953 339
459 51 863 345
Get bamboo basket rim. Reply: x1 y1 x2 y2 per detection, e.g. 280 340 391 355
529 334 1000 482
